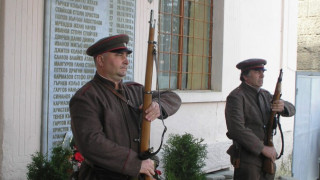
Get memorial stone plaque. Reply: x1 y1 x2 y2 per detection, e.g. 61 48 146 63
42 0 136 153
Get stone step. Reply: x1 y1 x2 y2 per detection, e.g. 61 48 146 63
206 170 298 180
206 170 234 180
206 174 226 180
213 170 234 179
277 176 299 180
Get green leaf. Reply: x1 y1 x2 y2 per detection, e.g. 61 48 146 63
162 133 208 180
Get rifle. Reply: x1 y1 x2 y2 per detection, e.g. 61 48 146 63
262 69 283 174
139 10 156 180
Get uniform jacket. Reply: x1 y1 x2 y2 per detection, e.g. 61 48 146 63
70 73 181 178
225 82 295 167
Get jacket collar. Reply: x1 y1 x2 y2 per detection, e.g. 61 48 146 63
94 72 124 90
240 82 260 95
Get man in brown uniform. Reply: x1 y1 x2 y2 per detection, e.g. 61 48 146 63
225 58 295 180
69 34 181 180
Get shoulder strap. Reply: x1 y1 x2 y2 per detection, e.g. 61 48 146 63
94 78 138 110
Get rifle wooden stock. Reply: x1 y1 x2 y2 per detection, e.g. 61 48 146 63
262 69 283 174
140 10 156 180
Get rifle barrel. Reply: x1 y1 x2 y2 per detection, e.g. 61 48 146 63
262 69 283 174
140 10 156 180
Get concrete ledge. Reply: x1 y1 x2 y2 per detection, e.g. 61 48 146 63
206 174 226 180
213 170 233 179
277 176 299 180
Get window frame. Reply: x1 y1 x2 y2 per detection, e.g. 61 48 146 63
158 0 214 90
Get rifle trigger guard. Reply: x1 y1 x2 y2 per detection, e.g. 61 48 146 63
139 148 154 160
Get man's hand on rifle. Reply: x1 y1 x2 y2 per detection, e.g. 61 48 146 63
140 101 160 122
140 159 156 179
261 145 277 162
271 100 284 112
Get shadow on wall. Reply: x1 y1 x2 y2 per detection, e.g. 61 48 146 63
0 0 6 177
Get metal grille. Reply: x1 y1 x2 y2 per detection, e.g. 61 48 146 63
158 0 213 90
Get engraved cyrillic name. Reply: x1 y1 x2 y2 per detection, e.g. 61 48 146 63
49 0 103 145
45 0 136 152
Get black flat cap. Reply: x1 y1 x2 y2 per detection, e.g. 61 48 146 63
236 58 267 71
86 34 132 57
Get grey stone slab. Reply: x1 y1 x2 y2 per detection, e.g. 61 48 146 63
214 170 234 179
277 176 299 180
206 174 226 180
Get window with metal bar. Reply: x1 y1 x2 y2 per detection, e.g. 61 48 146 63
158 0 213 90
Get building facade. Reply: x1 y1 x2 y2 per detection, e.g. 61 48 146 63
292 0 320 179
0 0 298 179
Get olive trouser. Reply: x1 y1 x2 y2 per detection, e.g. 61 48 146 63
233 161 276 180
79 161 134 180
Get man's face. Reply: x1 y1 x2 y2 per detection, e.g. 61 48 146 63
96 51 129 82
243 69 264 88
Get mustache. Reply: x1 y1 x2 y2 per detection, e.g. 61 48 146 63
120 66 127 69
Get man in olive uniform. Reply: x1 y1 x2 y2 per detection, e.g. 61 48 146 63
225 58 295 180
70 34 181 180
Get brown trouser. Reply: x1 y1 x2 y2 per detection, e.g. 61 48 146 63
234 161 276 180
79 161 134 180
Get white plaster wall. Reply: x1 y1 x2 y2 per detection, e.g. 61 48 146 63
0 0 3 178
151 102 232 172
146 0 297 174
134 0 158 86
0 0 44 179
0 0 298 178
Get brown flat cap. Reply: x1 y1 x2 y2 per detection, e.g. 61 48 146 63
236 58 267 71
86 34 132 57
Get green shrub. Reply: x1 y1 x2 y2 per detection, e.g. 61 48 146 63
162 133 208 180
27 146 73 180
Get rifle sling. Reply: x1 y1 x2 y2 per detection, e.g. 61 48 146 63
276 113 284 159
94 78 139 111
94 75 167 160
139 46 167 160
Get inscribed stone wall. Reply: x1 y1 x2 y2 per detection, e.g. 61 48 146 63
43 0 136 153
